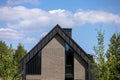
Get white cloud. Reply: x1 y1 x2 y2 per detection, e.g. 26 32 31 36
0 6 120 29
0 6 52 32
24 37 37 43
0 28 23 40
74 10 120 25
0 6 120 41
49 9 75 27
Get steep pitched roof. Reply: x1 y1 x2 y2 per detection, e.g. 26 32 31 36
20 24 90 65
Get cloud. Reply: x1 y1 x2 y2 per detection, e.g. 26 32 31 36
24 37 37 44
0 28 23 40
49 9 75 27
0 6 120 28
0 6 52 32
74 10 120 25
6 0 39 6
0 6 120 41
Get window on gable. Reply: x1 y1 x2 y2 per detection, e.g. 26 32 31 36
26 51 41 75
65 43 74 78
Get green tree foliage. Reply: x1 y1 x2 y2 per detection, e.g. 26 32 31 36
107 33 120 80
9 44 21 80
13 43 27 80
93 30 110 80
0 41 27 80
15 43 27 63
0 41 13 80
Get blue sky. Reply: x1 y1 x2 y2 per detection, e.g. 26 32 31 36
0 0 120 54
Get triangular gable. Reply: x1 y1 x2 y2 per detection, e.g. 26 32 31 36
20 24 90 66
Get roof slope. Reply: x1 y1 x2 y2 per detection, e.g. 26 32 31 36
20 24 90 65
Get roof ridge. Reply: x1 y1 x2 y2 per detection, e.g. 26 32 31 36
20 24 90 64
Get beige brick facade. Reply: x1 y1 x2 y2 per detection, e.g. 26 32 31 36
41 35 65 80
74 54 86 80
26 75 41 80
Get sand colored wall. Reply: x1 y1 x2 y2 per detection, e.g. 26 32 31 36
26 75 41 80
74 53 87 80
41 35 65 80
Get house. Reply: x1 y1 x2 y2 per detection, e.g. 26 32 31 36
20 24 94 80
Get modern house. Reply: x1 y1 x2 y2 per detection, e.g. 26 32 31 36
20 24 93 80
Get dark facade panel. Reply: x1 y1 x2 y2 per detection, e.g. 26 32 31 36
73 44 77 52
38 42 42 50
43 36 47 45
62 31 66 40
63 28 72 37
65 36 70 44
53 27 57 35
45 34 49 44
58 28 62 37
58 27 61 35
26 52 41 75
25 54 29 63
29 50 33 60
20 60 24 72
34 46 38 55
69 39 74 48
41 40 44 49
49 31 52 40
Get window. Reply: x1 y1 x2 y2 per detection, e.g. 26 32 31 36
65 78 74 80
26 52 41 75
65 43 74 78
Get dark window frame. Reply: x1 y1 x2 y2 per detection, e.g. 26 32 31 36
65 43 74 79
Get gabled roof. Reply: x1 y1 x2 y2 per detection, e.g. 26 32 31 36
20 24 90 65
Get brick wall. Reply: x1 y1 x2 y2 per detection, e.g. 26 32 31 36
74 53 86 80
26 75 41 80
41 35 65 80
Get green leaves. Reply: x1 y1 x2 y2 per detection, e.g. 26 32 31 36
93 30 110 80
93 31 120 80
0 41 13 80
0 41 27 80
15 43 27 63
107 33 120 80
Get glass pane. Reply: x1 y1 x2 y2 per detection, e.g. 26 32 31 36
65 43 74 77
65 66 73 74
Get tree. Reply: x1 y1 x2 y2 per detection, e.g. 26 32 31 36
93 30 110 80
0 41 27 80
15 43 27 63
13 43 27 80
107 33 120 80
0 41 13 80
9 44 21 80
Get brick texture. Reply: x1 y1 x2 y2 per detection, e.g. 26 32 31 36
41 35 65 80
26 75 41 80
74 54 86 80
